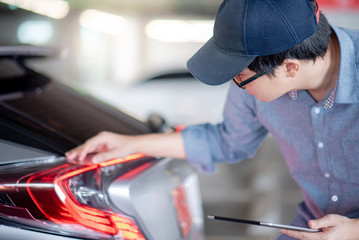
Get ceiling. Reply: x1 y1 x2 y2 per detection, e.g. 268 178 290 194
67 0 222 17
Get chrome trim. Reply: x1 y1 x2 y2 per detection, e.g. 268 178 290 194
1 183 54 188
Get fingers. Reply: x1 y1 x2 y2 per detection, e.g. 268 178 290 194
280 215 349 240
279 218 325 239
308 214 339 229
78 138 101 161
65 131 136 164
280 229 306 239
65 144 84 161
65 149 77 160
279 229 323 240
66 143 93 162
65 131 113 162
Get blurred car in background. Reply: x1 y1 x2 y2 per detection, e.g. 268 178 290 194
84 71 229 126
0 45 204 240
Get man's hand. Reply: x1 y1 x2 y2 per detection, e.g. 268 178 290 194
65 131 139 164
280 214 359 240
65 131 186 164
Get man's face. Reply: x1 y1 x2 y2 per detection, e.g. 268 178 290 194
233 67 298 102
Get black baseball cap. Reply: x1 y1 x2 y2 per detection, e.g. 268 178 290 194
187 0 319 85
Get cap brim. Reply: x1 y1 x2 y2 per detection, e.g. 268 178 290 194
187 37 256 85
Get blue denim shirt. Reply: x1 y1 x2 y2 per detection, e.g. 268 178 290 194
182 25 359 221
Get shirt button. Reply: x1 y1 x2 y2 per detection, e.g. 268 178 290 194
331 195 339 202
318 142 324 148
324 173 330 178
313 107 321 114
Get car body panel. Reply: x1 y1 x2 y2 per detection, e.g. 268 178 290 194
0 46 204 240
0 225 77 240
0 139 55 164
109 158 203 240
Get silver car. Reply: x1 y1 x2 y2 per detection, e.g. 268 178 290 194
0 45 204 240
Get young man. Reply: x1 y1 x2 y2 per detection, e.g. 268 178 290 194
66 0 359 239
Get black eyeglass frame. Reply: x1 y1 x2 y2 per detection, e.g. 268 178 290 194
232 72 264 89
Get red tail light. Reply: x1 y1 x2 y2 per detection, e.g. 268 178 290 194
1 154 148 239
175 124 186 132
172 186 192 238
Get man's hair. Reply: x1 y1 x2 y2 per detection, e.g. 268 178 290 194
247 0 333 76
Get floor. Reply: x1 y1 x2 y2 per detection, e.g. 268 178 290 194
198 135 303 240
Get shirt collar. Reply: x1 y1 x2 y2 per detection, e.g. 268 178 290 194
288 25 359 105
331 25 359 104
288 90 298 100
288 85 337 109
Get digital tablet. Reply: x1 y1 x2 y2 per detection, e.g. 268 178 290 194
207 215 321 233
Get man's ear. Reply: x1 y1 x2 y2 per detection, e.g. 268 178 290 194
283 59 301 77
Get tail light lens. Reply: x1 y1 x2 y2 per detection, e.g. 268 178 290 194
0 154 151 240
172 186 192 238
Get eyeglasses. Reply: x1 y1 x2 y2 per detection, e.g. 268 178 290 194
232 72 264 89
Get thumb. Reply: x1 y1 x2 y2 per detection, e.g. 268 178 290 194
308 214 337 229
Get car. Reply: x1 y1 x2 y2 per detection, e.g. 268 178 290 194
0 45 204 240
84 71 229 126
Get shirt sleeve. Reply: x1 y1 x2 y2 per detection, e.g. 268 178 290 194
181 82 268 173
